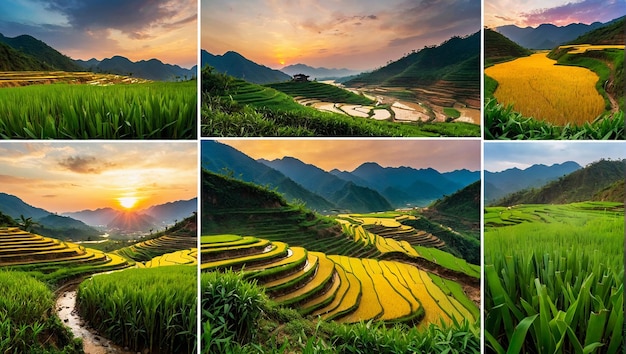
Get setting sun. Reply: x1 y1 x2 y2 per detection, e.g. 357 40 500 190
279 59 285 65
117 197 139 209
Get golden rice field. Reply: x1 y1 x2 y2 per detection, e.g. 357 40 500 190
485 53 605 125
558 44 624 54
201 234 478 326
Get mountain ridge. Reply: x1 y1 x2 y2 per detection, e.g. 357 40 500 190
74 55 195 81
495 20 609 49
201 49 291 84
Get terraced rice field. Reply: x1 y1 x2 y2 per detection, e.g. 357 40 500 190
485 52 605 125
115 234 197 262
0 71 150 88
338 213 445 254
203 207 383 259
0 227 130 282
140 249 197 268
201 234 477 326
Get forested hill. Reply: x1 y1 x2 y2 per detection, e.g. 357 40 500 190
484 28 531 66
493 159 626 205
567 16 625 45
345 31 479 89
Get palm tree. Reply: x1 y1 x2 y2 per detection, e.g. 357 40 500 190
18 215 40 232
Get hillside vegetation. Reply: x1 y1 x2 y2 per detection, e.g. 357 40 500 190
492 159 625 206
346 33 478 90
567 16 625 45
484 28 532 67
201 67 480 137
0 42 52 71
0 33 82 71
201 169 480 352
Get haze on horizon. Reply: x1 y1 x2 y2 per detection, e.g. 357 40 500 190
484 142 626 172
201 0 480 71
218 140 480 173
0 0 197 68
0 142 197 214
485 0 625 29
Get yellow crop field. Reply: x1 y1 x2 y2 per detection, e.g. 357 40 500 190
311 264 353 317
245 246 307 271
273 252 335 303
144 249 197 268
201 241 288 270
263 253 318 289
336 257 383 323
393 263 459 326
416 267 463 321
300 271 341 313
558 44 624 54
485 53 605 125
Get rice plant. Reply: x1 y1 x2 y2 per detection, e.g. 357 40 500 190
484 204 624 353
0 80 196 139
77 265 197 354
0 270 82 353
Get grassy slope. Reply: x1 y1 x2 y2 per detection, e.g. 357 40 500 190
266 81 374 105
201 68 480 137
202 170 382 259
484 28 532 67
346 33 479 89
0 42 52 71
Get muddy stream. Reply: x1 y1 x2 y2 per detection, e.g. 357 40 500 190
56 285 136 354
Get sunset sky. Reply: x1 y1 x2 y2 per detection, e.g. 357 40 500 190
217 139 480 172
484 142 626 172
485 0 626 28
0 142 197 214
0 0 197 68
201 0 481 70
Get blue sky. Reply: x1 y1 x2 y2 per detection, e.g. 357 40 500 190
0 0 197 68
202 0 481 70
484 142 626 172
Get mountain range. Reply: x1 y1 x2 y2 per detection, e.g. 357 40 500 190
484 161 581 203
0 192 99 238
202 141 479 213
63 198 197 232
280 64 361 80
491 159 625 205
0 32 194 81
201 50 291 84
494 19 617 49
0 192 196 235
74 56 196 81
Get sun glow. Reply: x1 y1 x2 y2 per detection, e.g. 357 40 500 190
279 59 285 65
118 197 139 209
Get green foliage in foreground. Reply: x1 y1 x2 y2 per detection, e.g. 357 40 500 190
201 270 480 354
77 266 196 354
0 270 82 353
485 203 624 353
0 80 196 139
201 67 480 137
484 98 625 140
